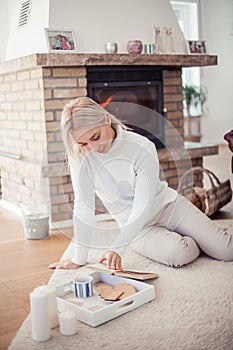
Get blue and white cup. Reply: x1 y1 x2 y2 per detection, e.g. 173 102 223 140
70 276 94 298
144 44 156 54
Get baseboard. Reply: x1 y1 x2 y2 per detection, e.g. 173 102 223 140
95 213 113 221
0 199 21 216
0 199 113 229
50 219 73 229
0 199 68 230
51 213 112 230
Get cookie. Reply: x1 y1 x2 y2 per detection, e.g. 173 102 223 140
115 283 137 299
100 285 123 301
99 283 137 301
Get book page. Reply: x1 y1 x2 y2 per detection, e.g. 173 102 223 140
86 263 159 280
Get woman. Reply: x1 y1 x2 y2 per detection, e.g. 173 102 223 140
61 36 71 50
49 97 233 270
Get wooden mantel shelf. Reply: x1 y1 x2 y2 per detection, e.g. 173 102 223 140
0 53 217 74
40 142 218 178
157 142 218 162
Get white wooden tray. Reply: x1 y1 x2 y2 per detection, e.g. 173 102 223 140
55 271 155 327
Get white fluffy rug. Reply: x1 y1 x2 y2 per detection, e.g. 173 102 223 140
9 220 233 350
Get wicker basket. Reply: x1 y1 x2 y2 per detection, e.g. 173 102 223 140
178 167 232 216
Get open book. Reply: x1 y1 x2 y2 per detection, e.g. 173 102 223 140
86 263 159 281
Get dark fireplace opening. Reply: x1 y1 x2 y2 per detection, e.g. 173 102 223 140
87 66 166 149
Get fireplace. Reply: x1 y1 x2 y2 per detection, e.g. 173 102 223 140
0 53 218 223
87 66 166 148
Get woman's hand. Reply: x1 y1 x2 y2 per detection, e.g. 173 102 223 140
98 250 122 270
48 259 82 270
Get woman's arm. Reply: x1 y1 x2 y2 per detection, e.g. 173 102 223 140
49 155 95 269
109 142 169 257
69 155 96 265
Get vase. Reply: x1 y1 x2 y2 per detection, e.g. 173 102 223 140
104 42 118 54
127 40 143 54
19 200 50 239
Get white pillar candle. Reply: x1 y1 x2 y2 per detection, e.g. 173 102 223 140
38 285 59 328
30 287 50 342
59 311 77 336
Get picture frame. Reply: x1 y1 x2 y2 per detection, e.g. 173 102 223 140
45 29 77 52
187 40 207 54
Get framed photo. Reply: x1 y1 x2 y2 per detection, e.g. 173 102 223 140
187 40 207 54
45 29 77 52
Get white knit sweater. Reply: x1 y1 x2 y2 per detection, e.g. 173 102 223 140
70 125 177 265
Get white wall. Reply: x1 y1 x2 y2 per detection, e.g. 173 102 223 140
200 0 233 144
2 0 50 61
49 0 187 54
0 0 16 62
1 0 187 61
1 0 232 145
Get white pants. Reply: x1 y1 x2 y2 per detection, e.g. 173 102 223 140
131 195 233 267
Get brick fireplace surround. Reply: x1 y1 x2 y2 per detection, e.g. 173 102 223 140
0 53 218 223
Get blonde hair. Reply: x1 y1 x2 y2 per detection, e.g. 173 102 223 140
61 96 127 159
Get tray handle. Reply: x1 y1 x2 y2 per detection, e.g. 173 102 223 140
115 299 136 313
56 281 72 297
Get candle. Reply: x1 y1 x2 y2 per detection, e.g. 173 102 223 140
38 285 59 328
30 287 50 342
59 311 77 336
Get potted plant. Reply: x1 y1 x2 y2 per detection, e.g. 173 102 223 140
182 84 208 142
183 84 208 117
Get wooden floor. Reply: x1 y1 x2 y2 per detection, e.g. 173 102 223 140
0 144 232 350
0 211 71 350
